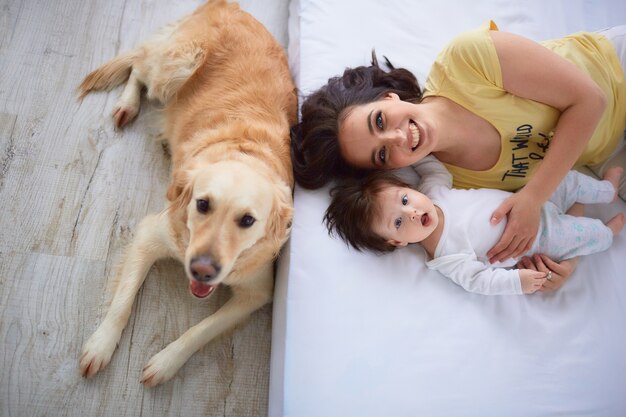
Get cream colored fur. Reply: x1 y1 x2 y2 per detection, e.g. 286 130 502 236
78 0 296 387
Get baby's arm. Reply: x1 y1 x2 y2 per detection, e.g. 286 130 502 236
428 254 527 295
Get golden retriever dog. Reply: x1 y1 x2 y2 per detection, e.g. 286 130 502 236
77 0 296 387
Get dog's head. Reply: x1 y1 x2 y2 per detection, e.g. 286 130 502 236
167 159 292 299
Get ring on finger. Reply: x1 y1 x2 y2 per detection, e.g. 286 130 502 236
547 270 553 281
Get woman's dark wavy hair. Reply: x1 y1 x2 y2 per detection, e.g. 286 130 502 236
291 52 423 189
324 171 411 254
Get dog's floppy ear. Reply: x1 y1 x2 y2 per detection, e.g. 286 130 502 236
167 168 195 211
267 181 294 254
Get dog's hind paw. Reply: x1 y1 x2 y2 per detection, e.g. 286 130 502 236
141 341 187 387
112 105 138 129
79 326 120 378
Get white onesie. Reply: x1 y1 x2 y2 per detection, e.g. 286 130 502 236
412 156 615 295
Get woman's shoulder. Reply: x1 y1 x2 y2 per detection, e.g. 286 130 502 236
439 20 498 60
426 20 501 91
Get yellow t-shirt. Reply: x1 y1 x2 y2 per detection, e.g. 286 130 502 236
423 21 626 190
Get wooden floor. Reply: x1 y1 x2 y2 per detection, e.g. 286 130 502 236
0 0 290 415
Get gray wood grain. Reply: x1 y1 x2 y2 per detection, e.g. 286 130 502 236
0 0 288 415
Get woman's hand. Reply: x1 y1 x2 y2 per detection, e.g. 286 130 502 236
487 192 541 263
517 254 579 292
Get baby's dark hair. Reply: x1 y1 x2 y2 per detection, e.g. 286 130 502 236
324 171 411 253
291 52 423 190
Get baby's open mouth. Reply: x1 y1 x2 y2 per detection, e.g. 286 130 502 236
409 121 420 151
421 213 430 226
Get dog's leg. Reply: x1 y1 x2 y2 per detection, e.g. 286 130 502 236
146 43 206 104
140 264 274 387
80 212 172 378
112 68 143 129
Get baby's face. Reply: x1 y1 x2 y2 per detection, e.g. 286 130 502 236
372 185 438 246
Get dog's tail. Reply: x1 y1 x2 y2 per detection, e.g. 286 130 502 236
78 51 139 99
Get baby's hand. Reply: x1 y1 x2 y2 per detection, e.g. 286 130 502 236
519 269 547 294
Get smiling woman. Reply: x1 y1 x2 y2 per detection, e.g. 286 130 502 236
294 25 625 193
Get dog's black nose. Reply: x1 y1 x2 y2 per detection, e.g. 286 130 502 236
190 257 221 282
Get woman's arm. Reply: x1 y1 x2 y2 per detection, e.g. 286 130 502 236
487 30 607 263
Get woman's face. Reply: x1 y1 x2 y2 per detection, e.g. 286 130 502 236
338 93 435 169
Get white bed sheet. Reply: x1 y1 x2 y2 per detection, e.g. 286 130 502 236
270 1 626 416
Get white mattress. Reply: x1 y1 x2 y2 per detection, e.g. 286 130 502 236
270 1 626 416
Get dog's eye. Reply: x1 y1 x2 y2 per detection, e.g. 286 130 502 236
239 214 256 228
196 199 210 214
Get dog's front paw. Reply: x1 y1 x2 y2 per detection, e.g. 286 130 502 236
141 342 188 387
79 325 120 378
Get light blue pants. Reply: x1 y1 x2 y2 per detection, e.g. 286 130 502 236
529 171 615 260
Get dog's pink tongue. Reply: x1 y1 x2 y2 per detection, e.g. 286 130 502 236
190 280 214 298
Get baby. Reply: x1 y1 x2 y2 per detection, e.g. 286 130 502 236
325 156 624 295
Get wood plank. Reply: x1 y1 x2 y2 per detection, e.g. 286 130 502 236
0 251 106 416
0 113 18 192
